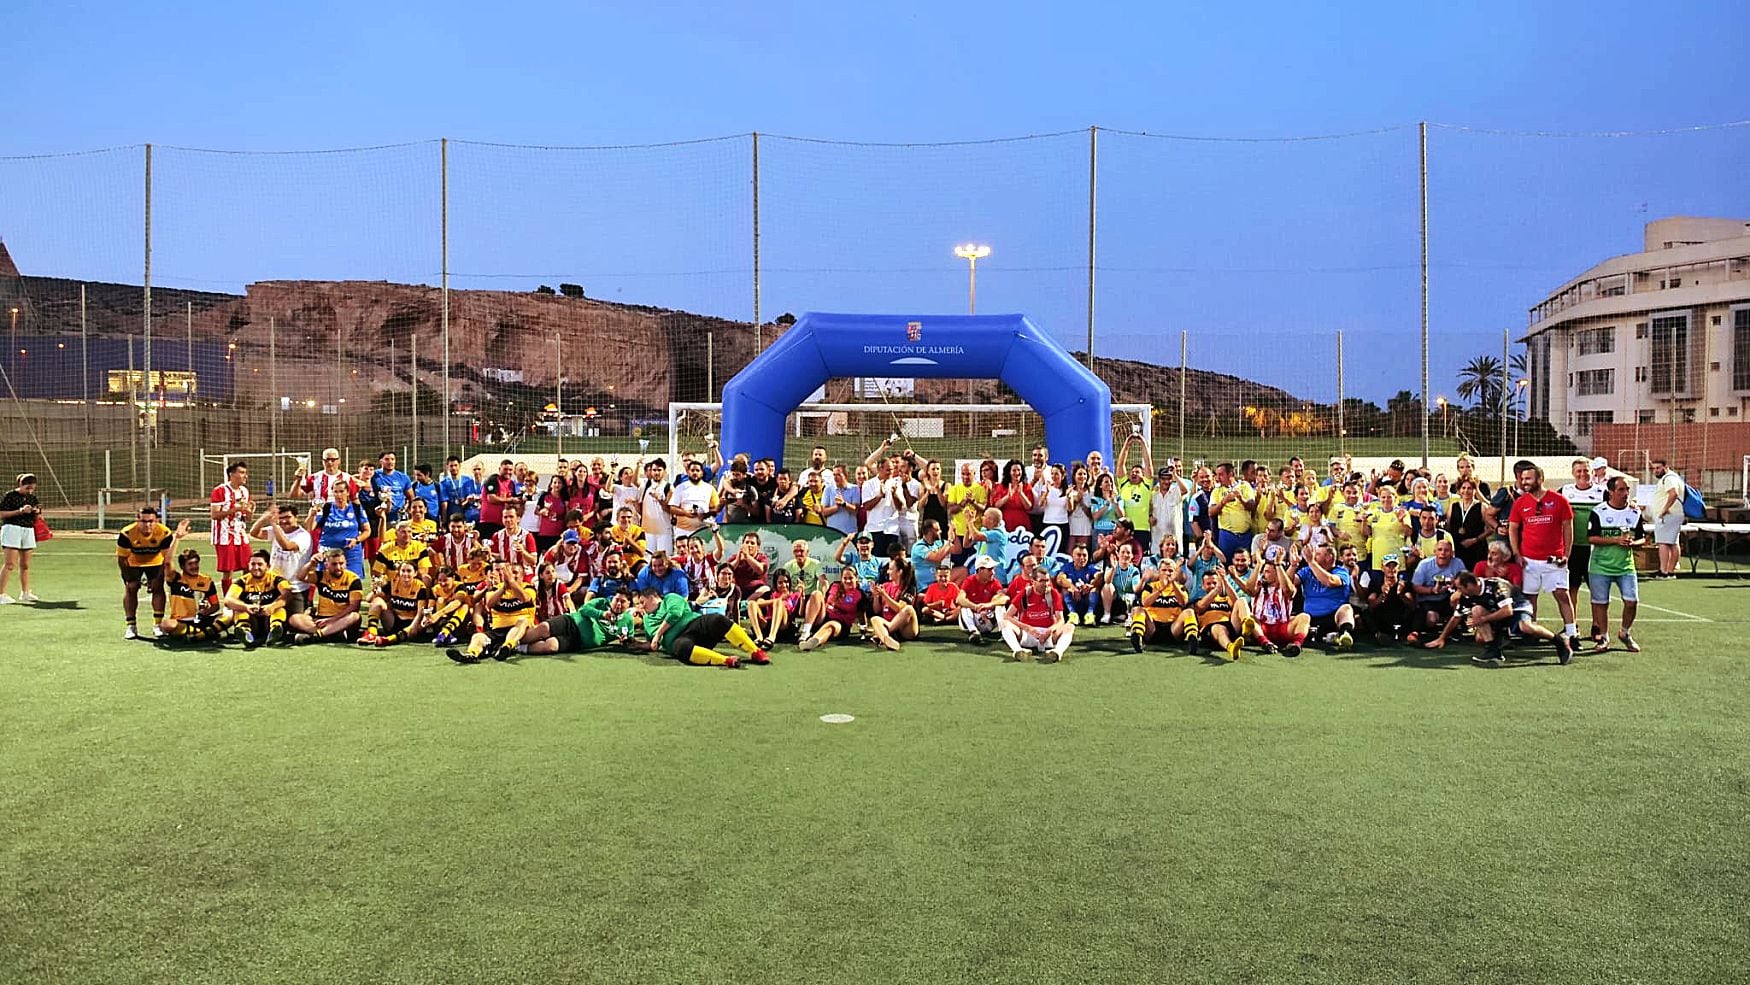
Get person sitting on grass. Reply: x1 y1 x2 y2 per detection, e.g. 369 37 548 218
1056 543 1103 626
1362 554 1415 644
748 569 801 648
156 522 225 646
957 555 1008 644
1251 550 1309 657
777 539 828 642
424 566 475 647
1098 541 1143 625
1128 555 1192 653
836 531 885 590
221 549 290 649
517 588 640 657
800 567 868 652
1284 543 1357 650
359 561 434 648
1423 571 1519 666
917 561 962 626
1424 567 1558 656
1408 538 1466 643
289 549 364 644
633 587 769 667
1003 564 1075 663
868 556 919 651
447 562 538 664
1190 569 1247 662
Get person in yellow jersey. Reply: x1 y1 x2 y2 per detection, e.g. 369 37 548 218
447 562 538 663
222 549 291 649
1210 461 1256 561
117 505 177 640
359 561 436 648
372 521 434 585
155 521 225 645
1360 486 1412 583
404 497 439 544
1327 481 1369 559
1251 463 1292 535
288 549 364 643
607 506 648 574
424 565 478 648
1127 556 1193 652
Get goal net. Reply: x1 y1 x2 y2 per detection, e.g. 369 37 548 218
668 402 1154 470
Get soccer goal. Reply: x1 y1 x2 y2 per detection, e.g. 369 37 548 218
668 402 1154 469
198 449 314 504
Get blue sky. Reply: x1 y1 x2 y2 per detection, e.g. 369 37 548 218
4 0 1747 403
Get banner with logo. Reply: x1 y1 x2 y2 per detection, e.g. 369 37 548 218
717 521 1065 577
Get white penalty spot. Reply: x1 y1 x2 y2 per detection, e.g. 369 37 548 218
818 713 855 725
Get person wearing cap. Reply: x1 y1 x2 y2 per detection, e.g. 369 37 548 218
1151 460 1192 559
117 504 175 640
1558 457 1605 608
956 554 1008 644
917 561 963 626
0 472 43 605
544 528 588 585
836 531 885 591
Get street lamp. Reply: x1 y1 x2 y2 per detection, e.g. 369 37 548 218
953 243 991 314
8 307 16 377
1436 395 1448 438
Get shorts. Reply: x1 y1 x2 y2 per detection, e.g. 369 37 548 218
645 532 674 555
1260 621 1302 646
0 524 36 550
283 589 309 616
215 542 252 573
120 563 165 585
1522 558 1570 595
673 613 735 662
1196 608 1233 632
1587 572 1639 604
483 622 530 647
1653 513 1682 546
543 613 584 652
1307 611 1347 637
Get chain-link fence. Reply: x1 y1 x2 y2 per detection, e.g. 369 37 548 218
2 123 1747 527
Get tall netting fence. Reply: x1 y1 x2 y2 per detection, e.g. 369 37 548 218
2 123 1747 536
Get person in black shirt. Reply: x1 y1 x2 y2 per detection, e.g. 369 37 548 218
0 472 43 604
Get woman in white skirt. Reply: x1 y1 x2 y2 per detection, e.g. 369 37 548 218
1065 462 1093 553
1040 463 1073 554
0 473 43 604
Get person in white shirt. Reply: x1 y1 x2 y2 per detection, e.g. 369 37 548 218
887 456 922 550
209 462 254 594
1025 445 1052 533
862 457 896 555
1649 458 1686 578
250 502 315 616
668 459 720 536
1150 460 1192 557
295 448 358 506
1039 463 1072 552
796 445 838 501
639 459 675 555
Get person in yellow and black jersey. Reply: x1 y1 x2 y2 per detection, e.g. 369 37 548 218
287 549 364 643
156 523 225 646
372 521 434 585
447 562 537 664
425 565 478 647
221 549 290 649
1127 556 1194 652
117 505 176 640
359 561 435 648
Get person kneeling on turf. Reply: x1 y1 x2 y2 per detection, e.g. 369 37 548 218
221 549 290 648
447 562 537 663
1424 570 1556 662
288 549 365 644
1002 565 1074 663
634 587 769 667
517 588 639 656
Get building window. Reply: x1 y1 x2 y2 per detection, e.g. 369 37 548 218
1710 407 1721 418
1575 369 1615 396
1636 323 1649 339
1650 312 1689 394
1734 307 1750 392
1635 366 1648 383
1575 326 1616 355
1574 410 1615 436
1638 410 1656 424
1681 408 1696 423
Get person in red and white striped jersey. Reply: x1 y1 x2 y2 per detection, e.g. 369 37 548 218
209 462 254 593
294 448 360 506
435 513 481 573
489 511 539 581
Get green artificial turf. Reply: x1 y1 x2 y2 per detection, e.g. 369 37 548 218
2 544 1746 984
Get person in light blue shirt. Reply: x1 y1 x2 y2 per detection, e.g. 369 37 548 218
438 455 481 524
411 463 440 521
908 519 953 590
836 532 885 590
372 451 414 522
630 550 691 600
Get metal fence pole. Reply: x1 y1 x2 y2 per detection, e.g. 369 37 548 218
1336 330 1346 458
412 332 421 461
1178 330 1188 462
1499 327 1509 485
1418 121 1430 469
142 143 153 503
1086 125 1097 372
440 137 451 461
752 132 762 353
79 284 88 433
268 317 278 497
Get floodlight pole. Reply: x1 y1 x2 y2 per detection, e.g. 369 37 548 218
1086 125 1097 372
1419 121 1431 469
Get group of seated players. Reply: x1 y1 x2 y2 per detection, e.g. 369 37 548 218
105 453 1639 672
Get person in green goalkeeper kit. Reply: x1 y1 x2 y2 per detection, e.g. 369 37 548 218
634 588 770 668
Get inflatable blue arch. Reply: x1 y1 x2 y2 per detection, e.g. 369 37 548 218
720 312 1113 467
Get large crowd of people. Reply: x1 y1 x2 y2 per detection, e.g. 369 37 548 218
0 434 1688 667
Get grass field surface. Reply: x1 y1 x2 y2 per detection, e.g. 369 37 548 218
3 545 1746 984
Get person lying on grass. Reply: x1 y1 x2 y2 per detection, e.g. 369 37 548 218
632 587 769 667
515 588 640 657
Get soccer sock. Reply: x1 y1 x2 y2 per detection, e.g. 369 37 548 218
799 622 813 639
1127 611 1146 636
687 646 732 666
1563 623 1578 638
722 624 758 654
1053 633 1072 657
269 610 286 631
152 608 165 622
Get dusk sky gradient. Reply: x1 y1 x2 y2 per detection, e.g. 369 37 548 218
4 0 1747 402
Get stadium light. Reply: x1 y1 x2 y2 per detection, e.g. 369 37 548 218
953 244 991 314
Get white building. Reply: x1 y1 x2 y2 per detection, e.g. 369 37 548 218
1523 216 1750 450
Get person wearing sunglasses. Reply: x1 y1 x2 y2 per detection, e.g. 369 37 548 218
1506 465 1579 664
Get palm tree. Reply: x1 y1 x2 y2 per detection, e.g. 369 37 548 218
1456 355 1505 411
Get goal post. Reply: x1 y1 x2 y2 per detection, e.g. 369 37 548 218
668 402 1153 468
198 448 314 505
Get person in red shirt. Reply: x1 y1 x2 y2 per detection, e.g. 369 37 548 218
918 562 963 626
1001 565 1074 662
208 461 253 593
1507 465 1578 663
991 460 1036 533
1472 539 1523 589
799 567 866 651
956 555 1008 643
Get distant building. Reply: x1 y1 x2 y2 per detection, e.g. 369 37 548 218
1523 217 1750 465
